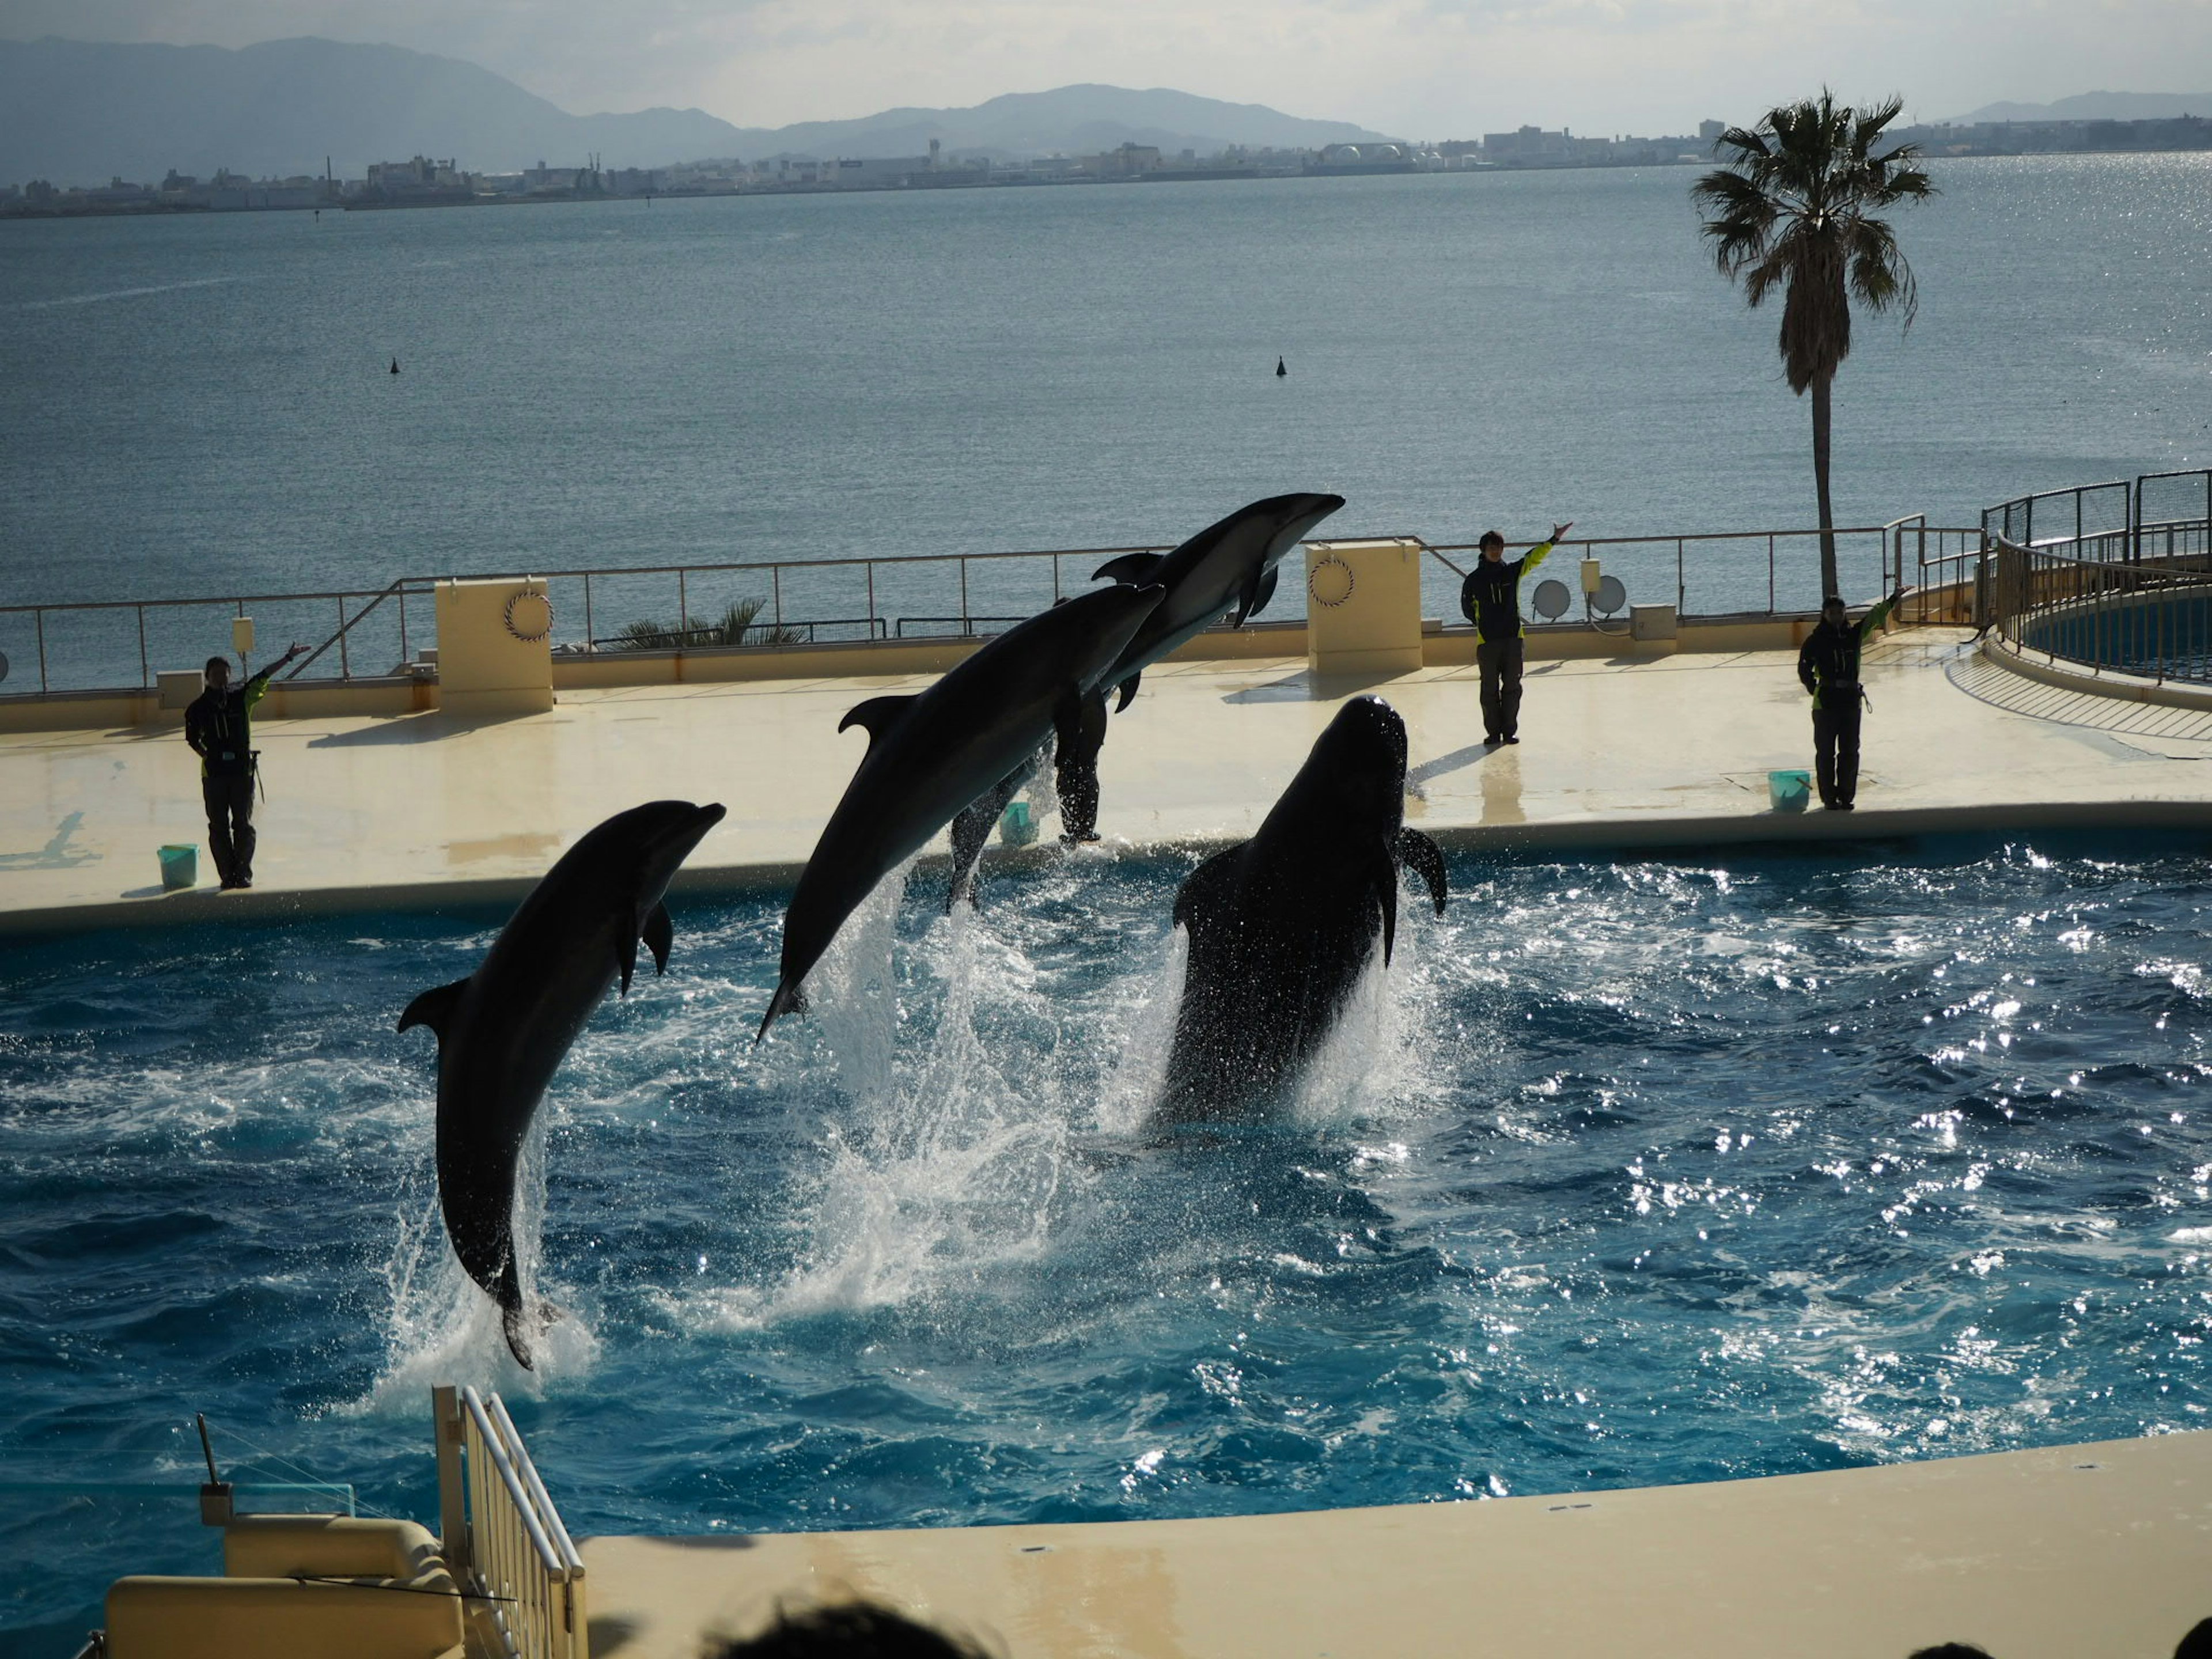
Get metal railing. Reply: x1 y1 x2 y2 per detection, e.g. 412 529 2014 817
1984 535 2212 687
1423 522 1933 621
1983 468 2212 562
435 1384 586 1659
3 518 1997 702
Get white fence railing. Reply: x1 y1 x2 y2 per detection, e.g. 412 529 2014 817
434 1384 588 1659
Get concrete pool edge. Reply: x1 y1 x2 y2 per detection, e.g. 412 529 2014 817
8 794 2211 938
577 1427 2212 1659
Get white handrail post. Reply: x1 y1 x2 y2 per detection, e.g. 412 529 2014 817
433 1384 471 1583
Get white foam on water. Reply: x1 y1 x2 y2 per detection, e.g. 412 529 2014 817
356 1114 597 1410
808 859 914 1111
762 898 1073 1317
1097 927 1186 1137
1292 877 1451 1130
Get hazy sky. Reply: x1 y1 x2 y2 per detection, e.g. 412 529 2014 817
5 0 2209 136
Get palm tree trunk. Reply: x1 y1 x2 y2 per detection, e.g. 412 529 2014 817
1812 372 1838 599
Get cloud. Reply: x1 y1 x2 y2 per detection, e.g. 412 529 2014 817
2 0 2205 135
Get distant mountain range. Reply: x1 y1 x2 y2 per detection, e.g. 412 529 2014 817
0 36 1396 187
1941 91 2211 124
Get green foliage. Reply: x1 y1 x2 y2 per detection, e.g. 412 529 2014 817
608 597 802 651
1692 91 1934 395
1692 90 1936 593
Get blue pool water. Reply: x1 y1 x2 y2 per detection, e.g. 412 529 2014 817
6 838 2212 1651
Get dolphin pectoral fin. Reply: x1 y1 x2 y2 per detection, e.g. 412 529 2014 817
1396 828 1449 916
397 977 470 1040
838 694 919 751
1378 849 1401 966
618 929 638 997
641 900 674 975
1114 671 1142 714
1233 564 1280 628
1094 551 1164 585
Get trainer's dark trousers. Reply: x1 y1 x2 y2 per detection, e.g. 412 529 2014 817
1812 704 1862 808
1477 638 1527 739
202 772 256 885
1054 692 1110 840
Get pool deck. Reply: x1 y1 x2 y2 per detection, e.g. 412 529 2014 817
7 623 2212 936
23 626 2212 1657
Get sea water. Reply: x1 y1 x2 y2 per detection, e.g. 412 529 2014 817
2 153 2209 627
5 839 2212 1650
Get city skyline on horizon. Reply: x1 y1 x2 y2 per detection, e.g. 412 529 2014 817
2 0 2207 147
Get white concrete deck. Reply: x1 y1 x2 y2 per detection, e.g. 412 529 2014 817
5 625 2212 935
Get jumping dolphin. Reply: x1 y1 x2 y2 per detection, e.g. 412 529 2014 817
399 799 726 1368
759 581 1165 1037
1156 696 1446 1124
1058 493 1344 838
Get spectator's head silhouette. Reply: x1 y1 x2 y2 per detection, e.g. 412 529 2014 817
1907 1646 1995 1659
707 1601 993 1658
2174 1616 2212 1659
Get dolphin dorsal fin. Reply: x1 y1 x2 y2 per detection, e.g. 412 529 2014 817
1232 564 1280 628
1396 828 1449 916
641 900 674 976
839 695 918 751
1114 669 1142 714
1094 551 1165 586
397 976 471 1041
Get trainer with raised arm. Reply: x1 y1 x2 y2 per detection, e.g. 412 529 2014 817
1796 589 1902 811
1460 521 1571 746
185 641 305 888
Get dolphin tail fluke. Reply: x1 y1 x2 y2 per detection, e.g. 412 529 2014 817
500 1304 536 1370
497 1263 534 1370
1396 828 1449 915
756 977 808 1044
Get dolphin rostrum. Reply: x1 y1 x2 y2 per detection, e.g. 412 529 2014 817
759 581 1165 1037
1156 695 1446 1124
1057 492 1345 838
399 799 726 1368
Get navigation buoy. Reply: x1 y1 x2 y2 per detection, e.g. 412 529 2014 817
390 358 400 375
1276 356 1287 378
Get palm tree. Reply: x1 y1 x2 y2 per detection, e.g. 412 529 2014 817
1692 92 1934 599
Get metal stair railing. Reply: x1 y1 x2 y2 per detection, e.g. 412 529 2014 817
434 1384 587 1659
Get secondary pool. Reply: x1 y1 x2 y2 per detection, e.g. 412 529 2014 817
5 838 2212 1651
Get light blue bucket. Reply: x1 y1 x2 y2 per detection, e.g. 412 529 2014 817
1767 770 1812 812
158 843 198 890
999 800 1038 846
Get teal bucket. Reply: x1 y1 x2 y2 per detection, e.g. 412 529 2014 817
158 843 198 890
1767 770 1812 813
999 800 1038 847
